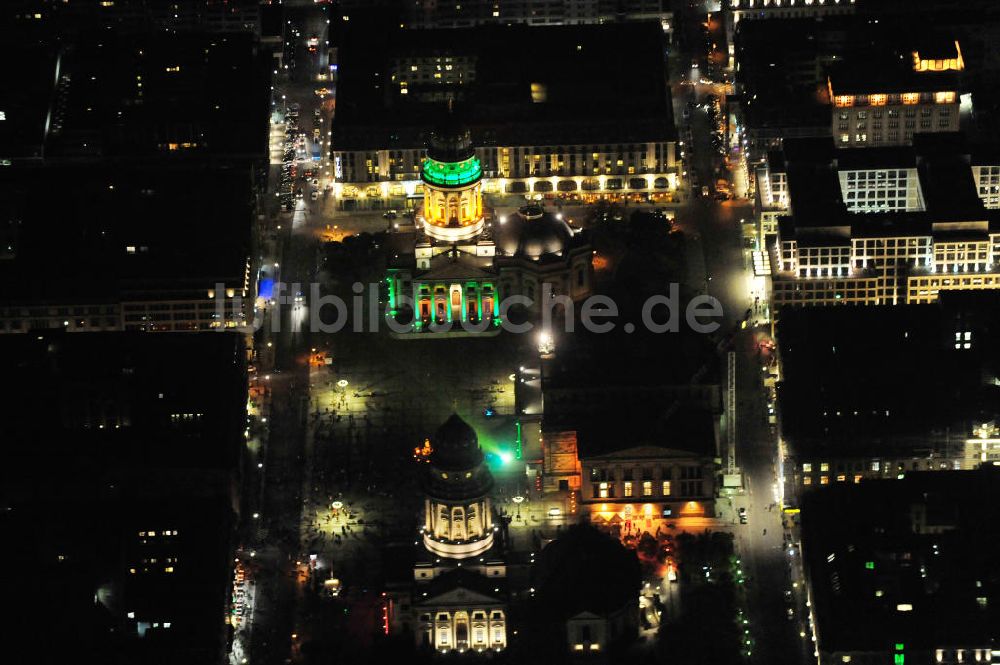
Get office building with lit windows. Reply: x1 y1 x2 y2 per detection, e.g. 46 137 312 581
0 29 268 334
776 299 1000 506
336 0 674 33
331 22 678 209
0 30 269 166
756 135 1000 308
732 17 970 163
800 468 1000 665
0 331 249 665
404 0 673 29
1 0 264 36
723 0 857 64
0 166 253 334
826 37 964 148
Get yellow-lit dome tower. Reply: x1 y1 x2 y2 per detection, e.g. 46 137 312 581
420 113 485 243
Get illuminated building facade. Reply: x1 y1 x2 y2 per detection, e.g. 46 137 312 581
963 421 1000 469
337 142 678 208
776 302 1000 509
412 581 508 654
790 420 1000 493
541 430 583 494
757 137 1000 308
580 447 716 533
827 41 963 148
733 18 970 166
408 415 508 653
756 137 1000 226
332 23 679 209
829 88 960 149
772 222 1000 307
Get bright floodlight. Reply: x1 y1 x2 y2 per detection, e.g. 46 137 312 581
538 331 555 355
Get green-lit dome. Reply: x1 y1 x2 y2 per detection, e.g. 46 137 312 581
421 155 482 188
422 106 482 188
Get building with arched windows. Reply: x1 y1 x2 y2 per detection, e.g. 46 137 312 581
331 23 679 209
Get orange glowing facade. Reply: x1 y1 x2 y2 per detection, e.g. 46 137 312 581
912 41 964 72
579 446 717 533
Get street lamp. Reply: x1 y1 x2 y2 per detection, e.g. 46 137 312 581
512 495 524 520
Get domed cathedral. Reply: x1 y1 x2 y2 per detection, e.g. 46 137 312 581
404 415 509 654
419 110 486 243
386 204 594 330
384 102 595 334
493 205 594 315
421 414 496 558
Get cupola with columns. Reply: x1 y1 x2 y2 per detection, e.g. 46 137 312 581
421 414 495 559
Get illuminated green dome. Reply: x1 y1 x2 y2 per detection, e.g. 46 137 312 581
422 156 482 188
422 106 481 188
